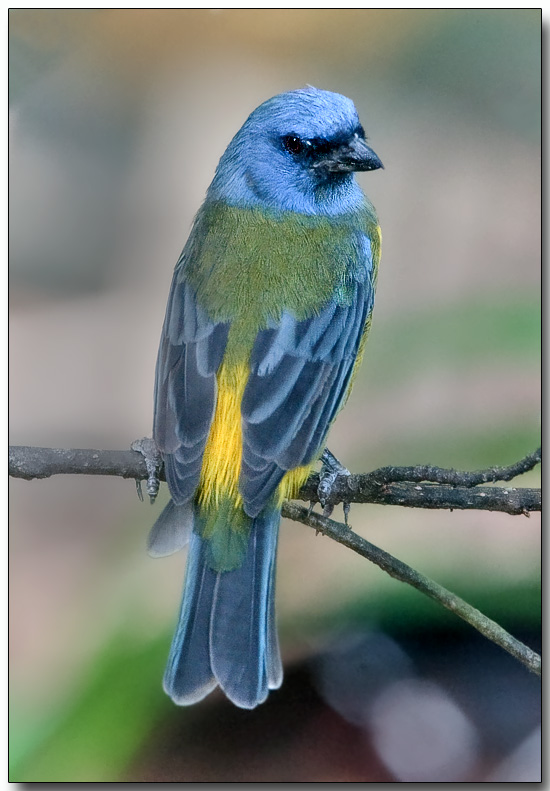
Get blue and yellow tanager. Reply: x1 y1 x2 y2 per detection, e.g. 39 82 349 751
149 87 383 709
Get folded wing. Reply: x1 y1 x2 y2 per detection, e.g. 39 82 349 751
240 274 375 518
153 271 229 505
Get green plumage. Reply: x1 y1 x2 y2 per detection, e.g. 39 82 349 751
183 201 380 365
196 499 251 572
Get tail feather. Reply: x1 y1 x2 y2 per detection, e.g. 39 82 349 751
163 531 218 705
147 500 193 558
266 535 284 690
161 503 282 709
210 509 281 708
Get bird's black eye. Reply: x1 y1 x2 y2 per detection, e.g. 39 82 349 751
282 135 305 155
356 124 366 139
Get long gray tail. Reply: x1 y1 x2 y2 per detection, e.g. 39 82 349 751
156 503 283 709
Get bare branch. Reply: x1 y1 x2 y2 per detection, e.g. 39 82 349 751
298 447 542 514
9 445 541 515
8 446 146 481
299 475 540 515
282 501 541 677
9 443 541 676
348 447 542 487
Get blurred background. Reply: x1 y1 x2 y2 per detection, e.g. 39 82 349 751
9 9 540 782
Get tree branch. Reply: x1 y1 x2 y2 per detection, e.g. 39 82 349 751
298 447 541 515
345 447 541 487
8 446 146 481
282 501 541 677
8 445 541 515
9 443 541 676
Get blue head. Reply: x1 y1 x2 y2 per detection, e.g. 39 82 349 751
208 87 383 216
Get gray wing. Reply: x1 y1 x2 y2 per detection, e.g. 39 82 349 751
153 272 229 504
240 277 374 518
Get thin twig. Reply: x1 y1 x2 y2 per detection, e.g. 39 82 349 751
282 501 541 677
298 446 542 512
8 445 541 515
9 443 541 676
8 446 149 481
300 475 540 515
356 447 542 487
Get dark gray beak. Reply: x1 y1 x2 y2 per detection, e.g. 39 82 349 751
314 135 384 174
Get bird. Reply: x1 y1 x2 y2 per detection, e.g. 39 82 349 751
149 86 383 709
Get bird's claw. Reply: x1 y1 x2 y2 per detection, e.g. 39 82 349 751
318 448 352 526
131 437 162 504
317 468 339 507
343 501 351 527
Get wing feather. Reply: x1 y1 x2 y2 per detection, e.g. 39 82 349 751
240 266 375 517
153 273 229 505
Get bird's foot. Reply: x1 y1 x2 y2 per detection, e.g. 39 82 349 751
131 437 162 504
318 448 352 525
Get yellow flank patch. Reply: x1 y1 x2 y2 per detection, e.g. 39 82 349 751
277 463 315 507
198 359 316 513
198 361 248 509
